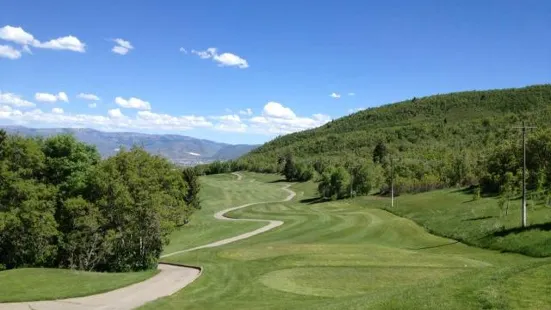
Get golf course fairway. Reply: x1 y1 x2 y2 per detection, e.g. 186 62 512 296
144 172 551 309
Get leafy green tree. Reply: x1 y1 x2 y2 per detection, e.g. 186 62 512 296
372 141 388 164
282 152 298 181
183 167 201 211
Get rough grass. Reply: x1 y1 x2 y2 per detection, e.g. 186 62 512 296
0 268 158 302
363 189 551 257
140 173 551 309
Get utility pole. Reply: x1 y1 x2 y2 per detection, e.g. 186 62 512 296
391 156 394 208
513 121 536 227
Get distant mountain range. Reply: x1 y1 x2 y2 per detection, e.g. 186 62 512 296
0 126 259 166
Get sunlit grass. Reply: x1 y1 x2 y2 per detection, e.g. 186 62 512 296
140 173 550 309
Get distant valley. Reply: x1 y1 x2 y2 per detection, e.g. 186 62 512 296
1 126 259 166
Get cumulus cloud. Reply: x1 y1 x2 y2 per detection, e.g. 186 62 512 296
263 101 296 119
0 25 86 57
111 38 133 55
239 108 253 116
57 92 69 102
35 92 69 103
0 91 35 107
108 108 124 118
78 93 100 101
0 95 330 136
35 36 85 52
115 96 151 110
245 101 331 135
0 25 38 46
179 47 188 54
207 114 247 132
330 92 341 99
0 45 22 59
191 47 249 68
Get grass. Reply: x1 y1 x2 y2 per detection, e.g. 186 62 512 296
163 172 286 254
139 173 551 309
362 189 551 257
0 268 157 302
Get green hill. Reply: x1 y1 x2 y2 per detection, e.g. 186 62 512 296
220 84 544 189
245 84 550 164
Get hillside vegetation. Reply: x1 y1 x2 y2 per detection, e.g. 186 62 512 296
204 85 551 201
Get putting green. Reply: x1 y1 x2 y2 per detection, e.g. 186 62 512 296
259 266 465 297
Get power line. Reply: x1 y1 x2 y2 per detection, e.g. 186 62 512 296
512 121 536 227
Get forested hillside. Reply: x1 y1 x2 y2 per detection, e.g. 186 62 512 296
205 84 551 200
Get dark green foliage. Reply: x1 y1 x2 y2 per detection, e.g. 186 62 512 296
318 166 351 200
183 167 201 211
372 141 388 164
0 133 199 272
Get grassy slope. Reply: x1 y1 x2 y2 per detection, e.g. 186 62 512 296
363 189 551 257
141 173 550 310
0 268 157 302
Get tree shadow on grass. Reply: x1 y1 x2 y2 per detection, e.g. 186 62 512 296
407 241 460 250
268 179 288 183
462 215 495 222
300 197 329 205
492 222 551 237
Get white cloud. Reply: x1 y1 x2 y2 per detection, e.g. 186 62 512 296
35 36 85 52
263 101 296 119
179 47 188 54
0 91 35 107
0 45 22 59
35 92 68 103
0 25 86 54
114 38 132 49
348 92 355 96
111 38 133 55
57 92 69 102
0 97 330 136
115 96 151 110
78 93 100 101
88 102 97 108
210 114 247 132
239 108 253 116
0 26 38 45
136 111 212 130
191 47 249 68
108 108 124 118
213 53 248 68
330 92 341 99
246 101 331 135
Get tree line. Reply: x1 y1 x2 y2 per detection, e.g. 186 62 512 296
0 130 200 272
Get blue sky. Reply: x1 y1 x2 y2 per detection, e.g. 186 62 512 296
0 0 550 144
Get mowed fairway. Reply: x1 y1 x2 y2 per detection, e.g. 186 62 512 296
142 173 551 310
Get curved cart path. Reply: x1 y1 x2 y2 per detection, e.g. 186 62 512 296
0 172 294 310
